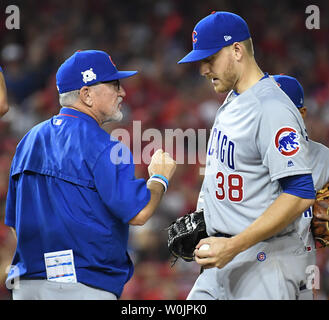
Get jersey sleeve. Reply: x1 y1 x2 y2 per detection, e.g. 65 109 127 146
93 142 151 224
279 174 315 199
256 100 312 181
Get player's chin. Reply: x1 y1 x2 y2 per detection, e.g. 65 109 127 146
103 111 123 123
213 83 229 94
111 111 123 122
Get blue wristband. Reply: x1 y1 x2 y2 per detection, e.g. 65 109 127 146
0 66 3 73
151 174 169 189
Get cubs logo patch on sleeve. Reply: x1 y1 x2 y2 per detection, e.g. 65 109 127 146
275 127 300 156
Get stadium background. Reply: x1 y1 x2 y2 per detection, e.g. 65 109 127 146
0 0 328 300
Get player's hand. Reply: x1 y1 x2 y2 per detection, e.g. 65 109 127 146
148 149 176 181
194 237 239 269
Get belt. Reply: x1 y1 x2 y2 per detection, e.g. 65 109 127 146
299 284 307 291
214 232 233 238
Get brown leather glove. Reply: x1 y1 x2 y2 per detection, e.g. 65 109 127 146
311 183 329 248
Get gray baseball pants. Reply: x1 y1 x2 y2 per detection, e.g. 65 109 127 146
187 232 316 300
12 279 117 300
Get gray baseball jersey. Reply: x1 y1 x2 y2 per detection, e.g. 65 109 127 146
297 139 329 250
198 76 312 236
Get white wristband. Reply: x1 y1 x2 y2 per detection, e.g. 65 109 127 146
147 177 168 193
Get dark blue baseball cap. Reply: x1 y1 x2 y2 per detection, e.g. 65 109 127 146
273 75 304 108
56 50 138 93
178 11 251 64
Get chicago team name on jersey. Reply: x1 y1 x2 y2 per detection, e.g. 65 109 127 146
207 128 243 203
208 128 235 170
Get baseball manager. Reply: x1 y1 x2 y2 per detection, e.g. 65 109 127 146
5 50 176 300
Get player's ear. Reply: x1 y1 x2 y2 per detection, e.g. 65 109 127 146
79 86 93 107
299 107 307 120
231 42 243 61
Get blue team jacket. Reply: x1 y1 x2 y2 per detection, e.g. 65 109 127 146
5 107 150 297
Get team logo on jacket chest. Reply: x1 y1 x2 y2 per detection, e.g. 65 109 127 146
275 127 300 156
208 128 235 170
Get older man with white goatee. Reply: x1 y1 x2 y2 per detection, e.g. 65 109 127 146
5 50 176 300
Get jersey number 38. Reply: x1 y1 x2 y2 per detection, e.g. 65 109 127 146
215 171 244 202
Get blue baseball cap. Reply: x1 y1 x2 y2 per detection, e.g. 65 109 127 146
56 50 138 93
178 11 251 64
273 75 304 108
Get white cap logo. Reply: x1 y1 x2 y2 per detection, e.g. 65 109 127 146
81 68 97 84
224 35 232 41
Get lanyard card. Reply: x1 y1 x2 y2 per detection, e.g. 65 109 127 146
44 249 77 283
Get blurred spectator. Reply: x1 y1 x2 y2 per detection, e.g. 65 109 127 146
0 0 329 300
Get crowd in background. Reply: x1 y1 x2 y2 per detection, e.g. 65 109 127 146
0 0 329 300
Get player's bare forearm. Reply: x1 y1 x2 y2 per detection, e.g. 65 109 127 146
128 181 164 226
129 149 176 226
195 193 314 269
0 72 8 117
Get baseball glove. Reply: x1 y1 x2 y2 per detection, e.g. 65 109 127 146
311 183 329 248
167 209 208 264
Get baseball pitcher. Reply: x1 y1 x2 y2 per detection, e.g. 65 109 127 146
173 12 316 300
